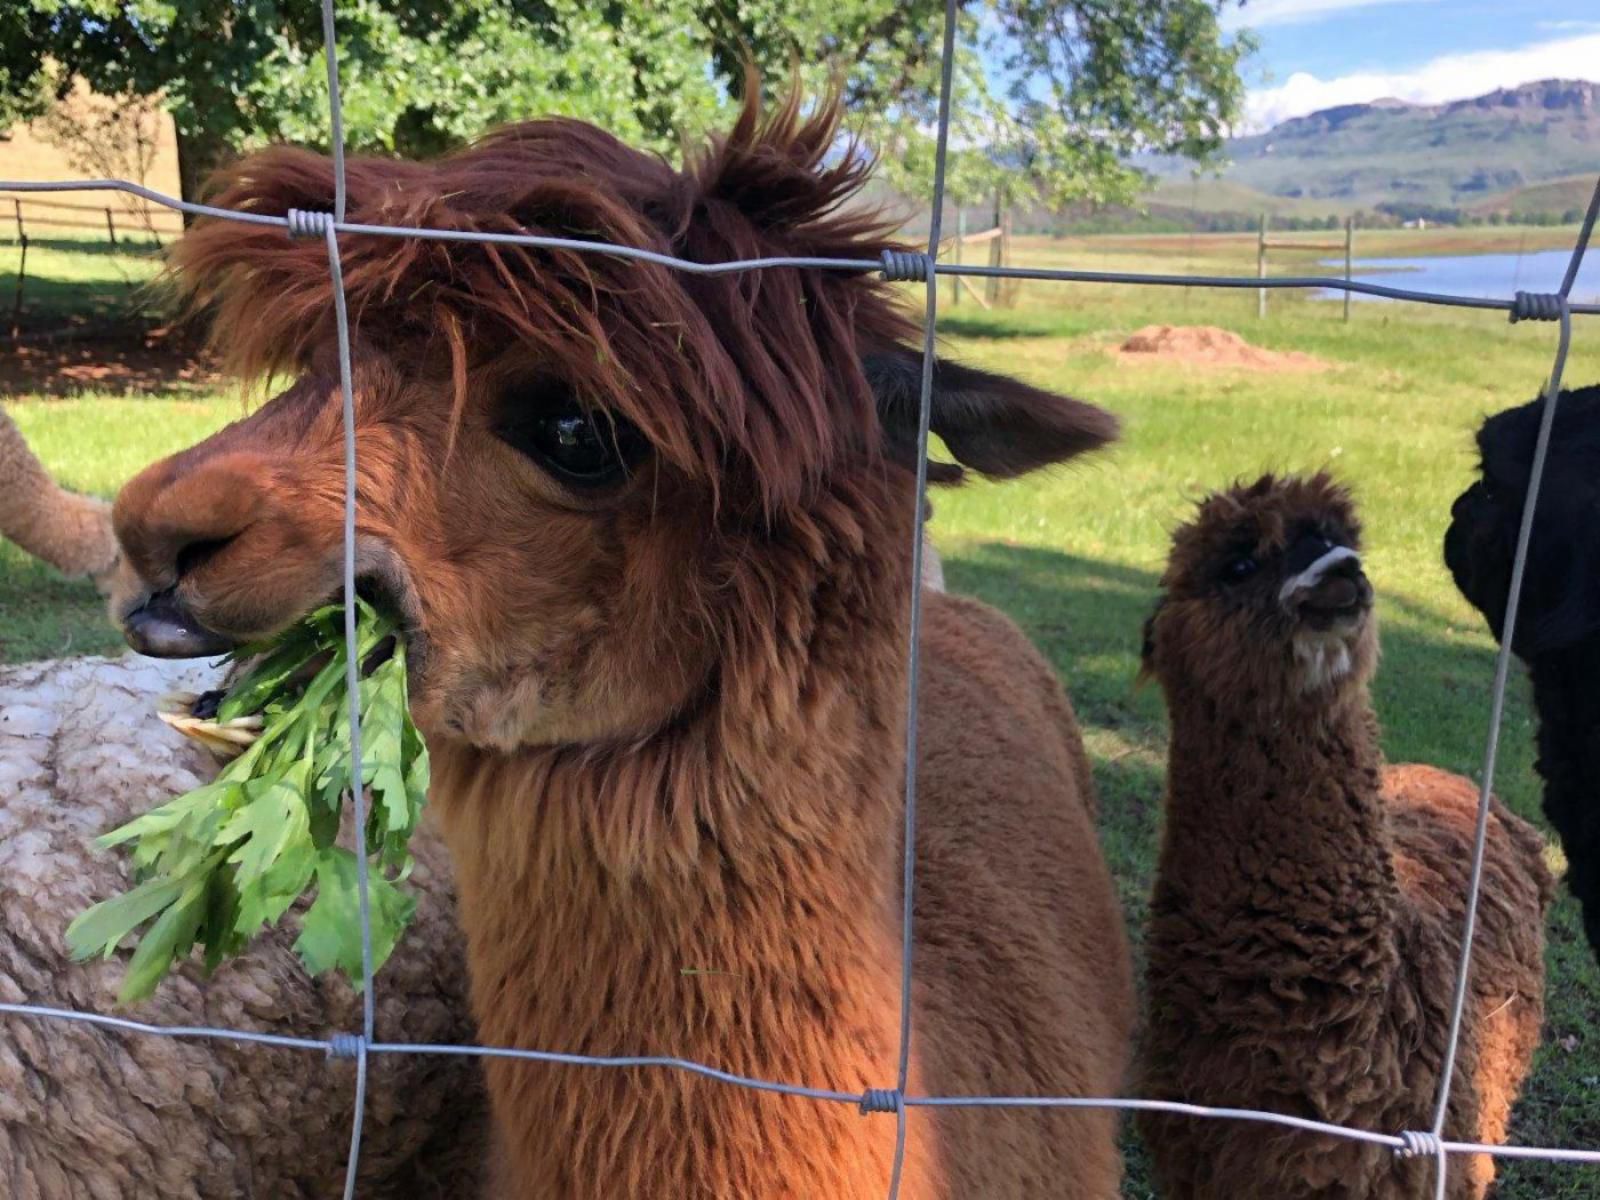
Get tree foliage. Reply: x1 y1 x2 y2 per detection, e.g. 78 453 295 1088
3 1 1251 213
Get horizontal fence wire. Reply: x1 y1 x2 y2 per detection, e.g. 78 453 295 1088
5 179 1599 315
8 999 1600 1168
0 193 180 218
3 0 1600 1194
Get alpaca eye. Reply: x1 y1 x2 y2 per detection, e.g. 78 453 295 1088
494 384 642 488
1223 556 1259 583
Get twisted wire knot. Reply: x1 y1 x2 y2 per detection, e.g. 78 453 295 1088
880 250 933 283
1394 1130 1444 1159
286 208 335 239
327 1032 366 1060
859 1087 904 1115
1509 291 1564 323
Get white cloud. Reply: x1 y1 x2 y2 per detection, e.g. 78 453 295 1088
1241 33 1600 131
1222 0 1432 33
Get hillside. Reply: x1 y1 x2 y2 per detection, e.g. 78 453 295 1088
1138 78 1600 219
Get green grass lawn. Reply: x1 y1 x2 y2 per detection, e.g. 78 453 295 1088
3 228 1600 1195
1 232 168 329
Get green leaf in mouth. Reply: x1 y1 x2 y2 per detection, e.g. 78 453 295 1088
67 599 430 1002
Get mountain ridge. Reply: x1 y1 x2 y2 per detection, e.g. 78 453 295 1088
1138 78 1600 217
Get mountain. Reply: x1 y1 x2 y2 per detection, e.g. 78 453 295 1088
1138 79 1600 219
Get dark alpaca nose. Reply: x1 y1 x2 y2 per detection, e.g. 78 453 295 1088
1280 534 1371 620
122 587 238 658
113 451 271 658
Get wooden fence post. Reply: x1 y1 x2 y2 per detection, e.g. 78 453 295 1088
999 206 1017 306
953 207 964 306
11 233 28 332
12 199 22 242
105 207 118 246
986 190 1003 304
1257 212 1268 320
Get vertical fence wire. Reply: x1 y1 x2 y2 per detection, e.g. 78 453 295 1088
1425 179 1599 1199
317 3 374 1195
885 2 961 1195
4 4 1600 1192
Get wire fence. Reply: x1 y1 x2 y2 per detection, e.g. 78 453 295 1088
2 193 182 242
3 1 1600 1197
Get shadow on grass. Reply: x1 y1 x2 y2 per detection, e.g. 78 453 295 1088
944 538 1600 1198
0 235 165 258
0 326 217 399
936 310 1106 341
0 552 123 663
3 278 162 333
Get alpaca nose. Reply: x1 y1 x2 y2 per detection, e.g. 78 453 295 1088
113 452 270 658
123 587 238 658
1278 538 1370 613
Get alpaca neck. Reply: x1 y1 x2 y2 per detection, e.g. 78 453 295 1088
428 498 915 1192
1526 636 1600 932
1527 636 1600 799
1154 688 1398 994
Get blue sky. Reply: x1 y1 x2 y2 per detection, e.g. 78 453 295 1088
1225 0 1600 129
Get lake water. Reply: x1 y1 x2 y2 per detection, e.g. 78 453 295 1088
1314 247 1600 305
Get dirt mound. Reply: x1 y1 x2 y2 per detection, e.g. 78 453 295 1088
1114 324 1328 372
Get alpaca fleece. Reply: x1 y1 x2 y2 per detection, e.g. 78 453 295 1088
0 654 487 1198
1445 382 1600 960
1140 473 1552 1200
106 86 1135 1196
0 406 119 585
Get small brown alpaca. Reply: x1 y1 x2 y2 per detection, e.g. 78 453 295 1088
1137 473 1552 1200
0 405 120 587
106 90 1134 1197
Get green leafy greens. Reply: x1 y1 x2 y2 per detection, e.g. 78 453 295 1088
66 600 429 1003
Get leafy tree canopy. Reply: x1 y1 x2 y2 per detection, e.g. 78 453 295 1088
2 1 1251 212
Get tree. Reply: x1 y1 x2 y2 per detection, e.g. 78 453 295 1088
3 1 1251 219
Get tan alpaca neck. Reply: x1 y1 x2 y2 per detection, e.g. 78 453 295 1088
1154 688 1399 999
0 407 119 580
430 515 921 1198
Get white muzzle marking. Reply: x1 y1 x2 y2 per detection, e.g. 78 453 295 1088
1279 545 1360 603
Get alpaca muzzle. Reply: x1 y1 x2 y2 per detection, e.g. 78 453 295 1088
1279 542 1372 629
123 587 239 659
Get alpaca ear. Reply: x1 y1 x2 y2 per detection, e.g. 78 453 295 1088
865 346 1118 483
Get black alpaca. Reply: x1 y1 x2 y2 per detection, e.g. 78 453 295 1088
1444 382 1600 958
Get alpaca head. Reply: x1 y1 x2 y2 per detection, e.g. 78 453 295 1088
1444 383 1600 659
1141 473 1377 710
108 90 1116 753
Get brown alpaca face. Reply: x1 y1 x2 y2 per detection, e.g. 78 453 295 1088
108 97 1118 753
111 354 724 749
1142 474 1378 707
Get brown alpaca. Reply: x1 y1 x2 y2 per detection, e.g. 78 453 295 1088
105 91 1135 1197
1137 473 1551 1200
0 405 120 587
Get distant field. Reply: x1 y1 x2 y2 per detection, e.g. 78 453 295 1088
1010 224 1592 269
1145 175 1342 221
5 225 1600 1198
1474 175 1600 220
